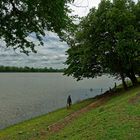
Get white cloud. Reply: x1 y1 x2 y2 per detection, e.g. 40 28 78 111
0 32 68 69
70 0 101 17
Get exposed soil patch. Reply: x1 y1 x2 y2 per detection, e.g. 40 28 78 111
48 93 111 134
37 90 121 138
129 92 140 105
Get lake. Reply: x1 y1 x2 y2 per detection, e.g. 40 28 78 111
0 73 120 129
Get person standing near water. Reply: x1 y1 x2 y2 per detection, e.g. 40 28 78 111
67 95 72 109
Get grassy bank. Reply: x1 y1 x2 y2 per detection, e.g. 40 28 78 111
48 86 140 140
0 98 95 140
0 85 140 140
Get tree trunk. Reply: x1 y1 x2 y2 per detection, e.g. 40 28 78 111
120 73 127 90
127 68 138 86
129 73 138 86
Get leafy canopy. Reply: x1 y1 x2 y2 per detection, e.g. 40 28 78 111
65 0 140 83
0 0 73 54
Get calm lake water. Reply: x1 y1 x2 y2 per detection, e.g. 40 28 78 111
0 73 120 129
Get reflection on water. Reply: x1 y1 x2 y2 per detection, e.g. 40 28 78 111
0 73 120 129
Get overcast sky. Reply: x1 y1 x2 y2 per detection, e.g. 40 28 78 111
70 0 100 17
0 32 69 68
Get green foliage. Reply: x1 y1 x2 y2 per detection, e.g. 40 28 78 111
0 0 74 54
65 0 140 86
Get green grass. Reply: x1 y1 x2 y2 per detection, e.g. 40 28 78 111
0 98 94 140
47 86 140 140
0 85 140 140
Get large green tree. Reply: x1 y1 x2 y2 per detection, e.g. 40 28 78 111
65 0 140 89
0 0 73 54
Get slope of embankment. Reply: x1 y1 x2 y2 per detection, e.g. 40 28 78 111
0 85 140 140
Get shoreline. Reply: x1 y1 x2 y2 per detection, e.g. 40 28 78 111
0 87 113 131
0 97 95 131
0 85 139 139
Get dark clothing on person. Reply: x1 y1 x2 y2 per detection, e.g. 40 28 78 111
67 95 72 108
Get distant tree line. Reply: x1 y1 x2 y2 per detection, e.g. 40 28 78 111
0 66 65 72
